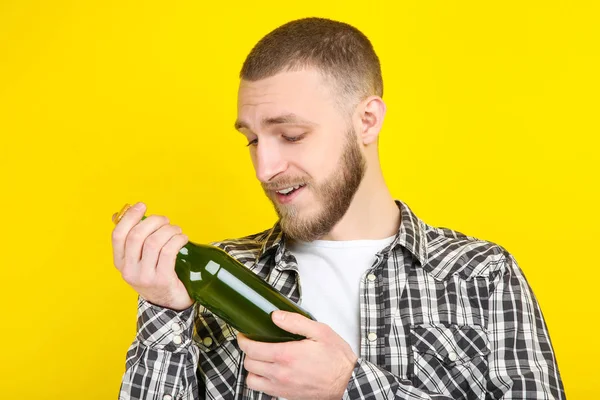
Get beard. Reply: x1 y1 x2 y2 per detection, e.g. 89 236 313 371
262 129 367 242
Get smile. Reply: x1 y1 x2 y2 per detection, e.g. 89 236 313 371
274 184 306 204
276 184 306 196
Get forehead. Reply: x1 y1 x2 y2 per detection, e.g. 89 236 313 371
236 69 339 127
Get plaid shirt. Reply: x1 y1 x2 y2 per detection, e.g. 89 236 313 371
118 200 565 399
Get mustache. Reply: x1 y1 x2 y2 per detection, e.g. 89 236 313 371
262 177 310 191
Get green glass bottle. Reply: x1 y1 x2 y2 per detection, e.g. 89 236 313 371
113 204 314 342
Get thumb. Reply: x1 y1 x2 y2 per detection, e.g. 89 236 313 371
271 310 322 339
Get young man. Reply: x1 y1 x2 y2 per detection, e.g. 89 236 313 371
112 18 565 399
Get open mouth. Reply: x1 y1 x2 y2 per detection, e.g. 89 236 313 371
274 184 306 203
276 184 306 197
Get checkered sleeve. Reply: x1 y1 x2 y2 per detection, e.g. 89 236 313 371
118 296 201 400
486 254 565 399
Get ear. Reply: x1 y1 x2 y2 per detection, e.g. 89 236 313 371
356 96 386 145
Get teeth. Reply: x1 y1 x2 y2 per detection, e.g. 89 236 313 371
276 184 304 195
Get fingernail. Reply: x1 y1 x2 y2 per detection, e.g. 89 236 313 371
133 202 145 210
272 311 285 321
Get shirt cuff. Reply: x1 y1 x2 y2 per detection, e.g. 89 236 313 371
135 296 196 353
343 358 397 400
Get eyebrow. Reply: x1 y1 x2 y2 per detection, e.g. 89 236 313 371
234 113 316 132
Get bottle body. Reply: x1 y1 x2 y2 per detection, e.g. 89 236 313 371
175 241 314 342
112 206 313 342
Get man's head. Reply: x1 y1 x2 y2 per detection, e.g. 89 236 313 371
240 17 383 116
235 18 386 242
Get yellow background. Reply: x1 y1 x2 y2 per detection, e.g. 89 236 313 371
1 1 597 398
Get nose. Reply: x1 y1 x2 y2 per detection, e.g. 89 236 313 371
253 140 288 183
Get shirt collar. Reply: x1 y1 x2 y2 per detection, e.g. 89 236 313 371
385 199 429 266
256 199 429 267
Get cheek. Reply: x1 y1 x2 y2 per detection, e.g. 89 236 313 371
286 147 324 179
246 150 259 176
299 141 343 180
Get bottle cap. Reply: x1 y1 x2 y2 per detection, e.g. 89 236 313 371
112 203 133 225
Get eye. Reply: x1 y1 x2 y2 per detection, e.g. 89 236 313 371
246 138 258 147
283 133 306 143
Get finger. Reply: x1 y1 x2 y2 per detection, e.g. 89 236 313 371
155 232 189 279
111 202 146 267
246 372 275 396
124 214 170 267
271 311 324 339
243 357 275 379
140 224 182 270
237 333 284 363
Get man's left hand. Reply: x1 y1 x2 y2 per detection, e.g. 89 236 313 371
237 310 358 400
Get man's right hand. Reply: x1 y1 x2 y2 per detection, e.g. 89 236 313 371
111 202 194 311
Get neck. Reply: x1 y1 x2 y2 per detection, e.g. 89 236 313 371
321 163 400 241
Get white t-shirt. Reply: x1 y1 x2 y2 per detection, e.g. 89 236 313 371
286 235 396 357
